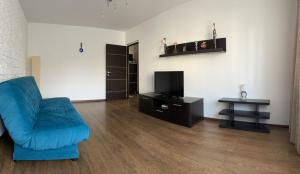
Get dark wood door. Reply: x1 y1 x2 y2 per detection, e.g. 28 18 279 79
106 44 127 100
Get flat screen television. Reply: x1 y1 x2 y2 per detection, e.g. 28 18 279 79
154 71 184 97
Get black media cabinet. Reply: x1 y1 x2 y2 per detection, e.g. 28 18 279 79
139 93 204 127
218 98 271 133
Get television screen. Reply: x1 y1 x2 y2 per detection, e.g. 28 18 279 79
154 71 184 97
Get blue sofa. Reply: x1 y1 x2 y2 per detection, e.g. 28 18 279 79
0 76 90 161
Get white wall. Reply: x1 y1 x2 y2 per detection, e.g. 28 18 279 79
0 0 27 80
126 0 298 125
28 23 125 100
0 0 28 135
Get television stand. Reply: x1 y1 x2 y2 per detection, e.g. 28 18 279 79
139 92 204 127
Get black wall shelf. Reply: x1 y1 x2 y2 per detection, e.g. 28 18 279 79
218 98 271 133
219 109 270 119
159 38 226 58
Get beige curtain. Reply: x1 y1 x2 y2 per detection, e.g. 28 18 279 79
290 1 300 154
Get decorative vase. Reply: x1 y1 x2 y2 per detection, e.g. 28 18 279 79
213 23 217 49
195 41 198 51
183 44 186 52
174 42 178 53
240 84 247 100
161 38 167 54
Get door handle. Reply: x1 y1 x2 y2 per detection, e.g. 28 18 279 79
156 109 164 113
173 104 183 107
107 71 112 77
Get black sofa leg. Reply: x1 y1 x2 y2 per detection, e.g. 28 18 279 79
71 158 78 161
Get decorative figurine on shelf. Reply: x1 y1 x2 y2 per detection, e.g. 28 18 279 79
240 84 247 100
200 42 207 49
79 42 84 53
162 38 167 54
195 41 198 51
183 43 187 52
174 42 178 53
213 23 217 49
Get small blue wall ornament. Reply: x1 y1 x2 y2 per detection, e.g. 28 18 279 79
79 42 84 53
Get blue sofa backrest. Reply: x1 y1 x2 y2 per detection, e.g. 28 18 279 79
0 76 42 145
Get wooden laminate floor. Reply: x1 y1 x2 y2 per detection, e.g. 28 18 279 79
1 99 300 174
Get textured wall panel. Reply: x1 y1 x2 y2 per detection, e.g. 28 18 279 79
0 0 27 136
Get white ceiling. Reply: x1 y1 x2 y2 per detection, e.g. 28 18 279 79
19 0 191 31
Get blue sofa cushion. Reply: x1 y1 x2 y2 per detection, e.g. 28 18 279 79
6 76 42 120
0 77 42 145
13 143 79 161
22 97 90 150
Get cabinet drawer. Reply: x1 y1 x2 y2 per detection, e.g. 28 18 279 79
153 108 168 119
139 96 153 115
168 103 189 126
169 103 185 112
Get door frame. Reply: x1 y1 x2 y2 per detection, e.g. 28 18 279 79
127 41 139 96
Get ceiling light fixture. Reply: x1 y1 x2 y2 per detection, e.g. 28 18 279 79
100 0 128 20
105 0 128 9
106 0 112 7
